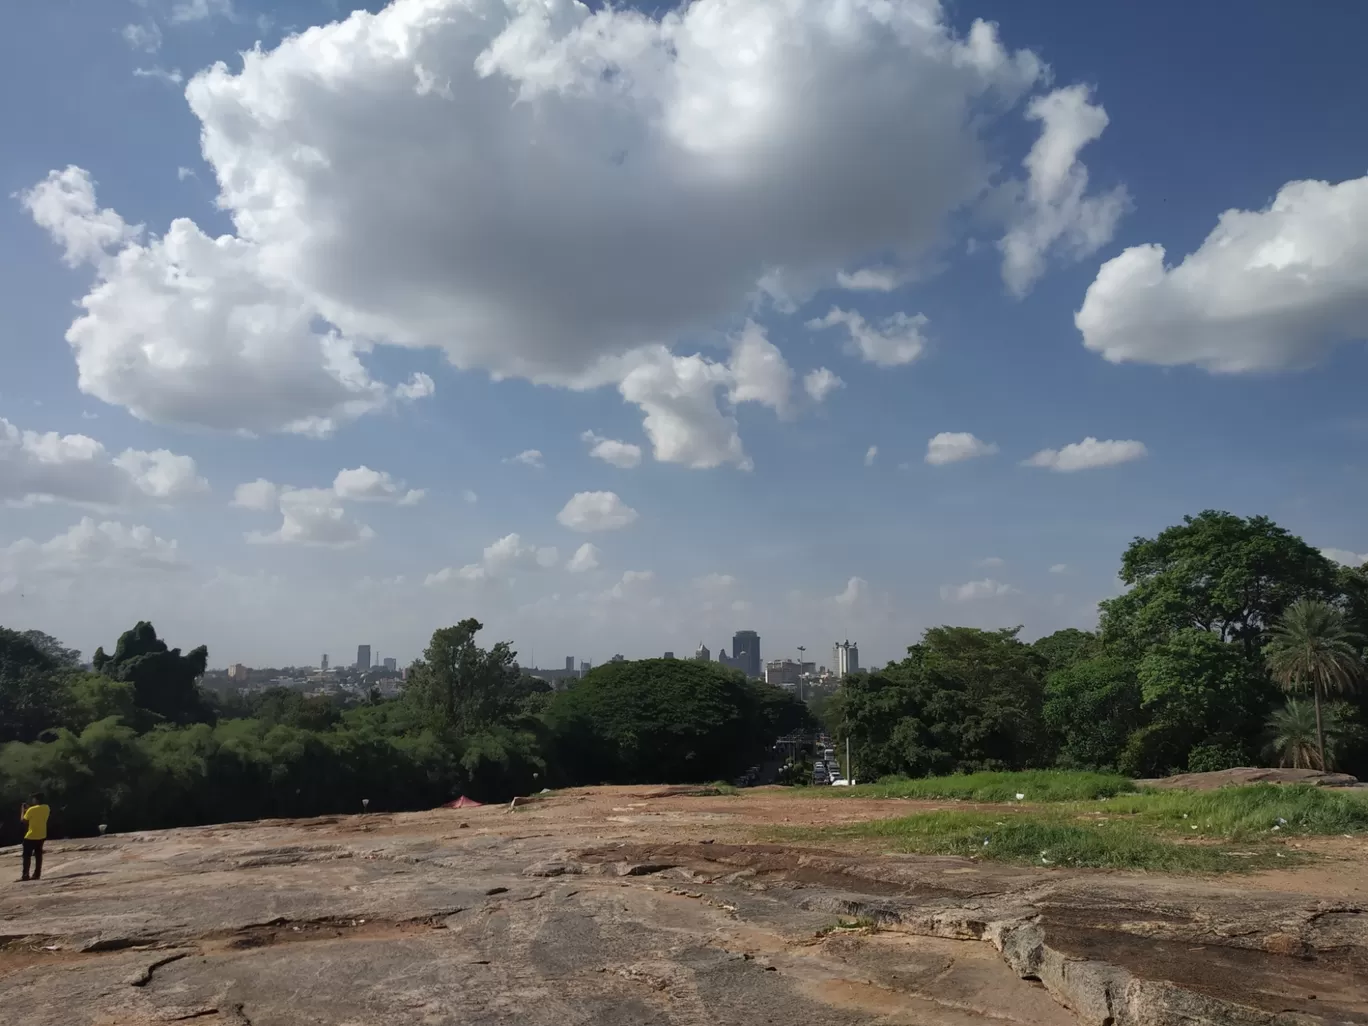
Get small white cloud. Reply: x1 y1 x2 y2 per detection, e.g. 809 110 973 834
833 576 869 607
462 489 478 504
808 308 929 367
1049 563 1069 574
506 449 545 470
133 67 184 86
566 542 600 573
695 572 736 593
1322 548 1368 568
837 267 905 292
1024 437 1147 472
332 465 423 504
977 556 1006 568
581 431 642 469
727 321 794 415
864 445 878 467
176 166 197 182
246 487 374 548
926 432 999 465
940 579 1016 602
111 449 208 500
394 372 435 401
231 478 279 512
121 22 162 52
607 569 655 600
557 491 638 533
170 0 234 24
803 367 844 403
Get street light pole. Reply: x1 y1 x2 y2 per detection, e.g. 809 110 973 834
796 645 806 702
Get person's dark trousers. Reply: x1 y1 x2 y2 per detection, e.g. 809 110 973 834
21 839 43 881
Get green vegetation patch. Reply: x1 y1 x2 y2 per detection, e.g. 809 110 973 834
808 769 1139 803
778 809 1282 873
1101 784 1368 840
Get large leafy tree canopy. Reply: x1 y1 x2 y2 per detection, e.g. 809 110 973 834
1100 511 1339 659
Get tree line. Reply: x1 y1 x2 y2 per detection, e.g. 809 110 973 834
824 511 1368 780
0 617 810 843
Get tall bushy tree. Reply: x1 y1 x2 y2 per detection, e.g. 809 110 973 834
0 627 70 743
92 622 210 726
1265 599 1364 772
1043 655 1140 769
403 619 523 734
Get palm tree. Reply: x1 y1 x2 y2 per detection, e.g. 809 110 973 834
1264 599 1364 772
1266 698 1343 770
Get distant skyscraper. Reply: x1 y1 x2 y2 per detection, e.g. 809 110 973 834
565 655 575 671
663 651 674 659
732 630 761 679
383 657 397 672
356 644 372 671
321 654 329 672
580 660 591 674
833 640 859 679
610 653 626 663
695 642 710 662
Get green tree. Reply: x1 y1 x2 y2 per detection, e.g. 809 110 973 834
1264 598 1364 772
19 630 82 668
92 622 210 726
1042 655 1140 769
0 626 70 743
1123 629 1273 776
1032 628 1101 675
543 658 799 784
838 627 1046 778
1100 511 1339 659
403 619 522 734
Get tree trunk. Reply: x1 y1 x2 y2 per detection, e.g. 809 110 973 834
1313 685 1327 772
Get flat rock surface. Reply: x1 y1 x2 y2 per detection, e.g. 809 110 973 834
1 786 1365 1025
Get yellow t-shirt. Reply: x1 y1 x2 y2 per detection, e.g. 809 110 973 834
22 804 49 841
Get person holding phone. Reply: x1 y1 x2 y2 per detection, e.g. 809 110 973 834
19 793 49 882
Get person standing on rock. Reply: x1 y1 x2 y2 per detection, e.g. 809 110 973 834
19 793 49 882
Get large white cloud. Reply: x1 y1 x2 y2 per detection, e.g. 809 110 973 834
557 491 639 533
234 464 420 546
20 168 434 437
1076 175 1368 372
0 518 185 584
427 532 560 586
0 417 207 508
1023 437 1146 472
25 0 1118 452
998 85 1128 296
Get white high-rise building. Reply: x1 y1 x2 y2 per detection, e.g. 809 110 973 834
832 640 859 679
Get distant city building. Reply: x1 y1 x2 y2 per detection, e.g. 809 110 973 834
356 645 372 671
383 657 397 672
833 640 859 679
228 663 249 681
765 659 802 688
580 660 591 674
732 630 761 679
610 653 626 663
565 655 575 672
663 651 674 659
320 654 329 672
695 642 710 662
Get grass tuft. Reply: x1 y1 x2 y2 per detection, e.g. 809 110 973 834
1100 784 1368 840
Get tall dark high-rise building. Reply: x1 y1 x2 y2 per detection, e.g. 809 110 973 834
565 655 575 671
321 654 329 672
731 630 761 679
356 644 372 671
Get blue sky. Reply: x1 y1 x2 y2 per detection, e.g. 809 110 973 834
2 0 1365 670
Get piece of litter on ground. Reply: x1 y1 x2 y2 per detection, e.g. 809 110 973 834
1015 793 1026 801
42 945 60 951
1272 825 1281 831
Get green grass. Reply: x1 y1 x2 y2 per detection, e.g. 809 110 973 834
776 783 1368 873
1098 784 1368 840
807 770 1138 803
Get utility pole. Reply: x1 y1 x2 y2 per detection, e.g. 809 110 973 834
796 645 806 702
